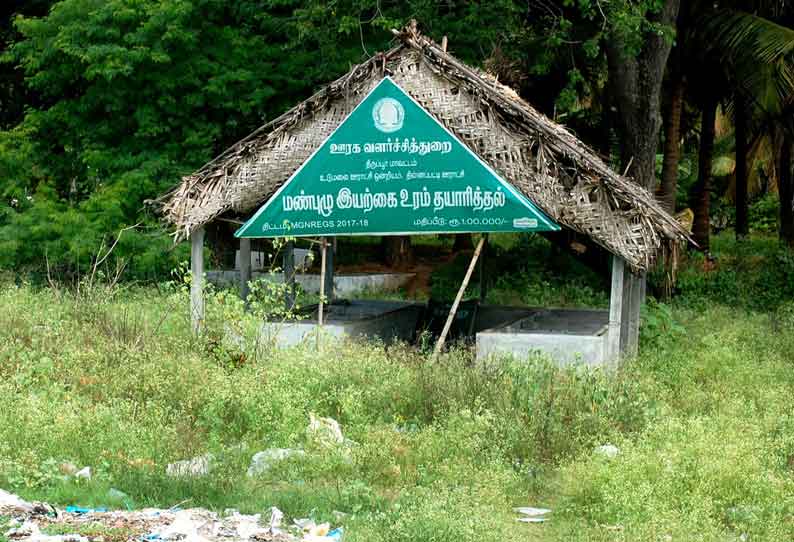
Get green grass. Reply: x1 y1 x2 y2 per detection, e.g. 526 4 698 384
1 235 793 541
545 307 794 541
42 522 139 542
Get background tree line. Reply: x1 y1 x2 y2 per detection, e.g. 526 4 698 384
0 0 792 280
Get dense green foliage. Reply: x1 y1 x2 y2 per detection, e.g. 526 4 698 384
0 0 358 278
0 0 530 278
673 234 794 310
1 235 793 541
0 0 695 280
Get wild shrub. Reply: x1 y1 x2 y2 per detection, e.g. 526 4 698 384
639 298 685 346
672 233 794 311
748 193 780 234
3 246 793 540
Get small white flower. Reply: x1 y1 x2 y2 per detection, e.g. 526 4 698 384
10 198 18 207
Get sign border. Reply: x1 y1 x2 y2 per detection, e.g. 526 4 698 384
235 77 559 238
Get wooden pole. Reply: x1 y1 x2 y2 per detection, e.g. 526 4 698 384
323 236 335 303
479 234 488 302
190 227 205 334
239 237 251 305
283 240 295 310
433 237 485 359
317 237 327 350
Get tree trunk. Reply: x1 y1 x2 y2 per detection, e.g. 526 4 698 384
735 97 749 238
599 90 613 158
605 0 681 190
691 99 718 252
780 133 794 246
452 233 474 252
381 235 414 268
659 64 684 213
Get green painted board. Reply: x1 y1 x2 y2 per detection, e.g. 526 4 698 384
236 77 558 238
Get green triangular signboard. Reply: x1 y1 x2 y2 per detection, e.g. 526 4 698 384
236 77 559 238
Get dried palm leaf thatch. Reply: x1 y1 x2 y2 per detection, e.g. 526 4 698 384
159 22 691 272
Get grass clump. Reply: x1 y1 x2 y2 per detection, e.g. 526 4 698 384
2 234 793 541
549 307 794 541
0 279 647 542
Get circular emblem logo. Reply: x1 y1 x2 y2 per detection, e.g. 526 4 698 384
372 97 405 133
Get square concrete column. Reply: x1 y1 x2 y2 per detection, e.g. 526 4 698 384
606 255 624 362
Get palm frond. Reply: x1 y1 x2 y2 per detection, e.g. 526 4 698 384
702 10 794 64
697 9 794 120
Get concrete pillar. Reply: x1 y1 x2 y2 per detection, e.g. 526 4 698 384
190 227 205 334
606 255 625 362
619 266 645 358
619 265 634 355
626 271 646 357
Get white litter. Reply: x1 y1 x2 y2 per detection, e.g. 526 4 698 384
306 414 345 447
513 507 551 516
594 444 620 458
0 489 33 514
514 505 551 524
247 449 306 477
166 454 213 477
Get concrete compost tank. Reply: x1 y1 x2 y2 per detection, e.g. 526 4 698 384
476 308 609 365
261 300 424 348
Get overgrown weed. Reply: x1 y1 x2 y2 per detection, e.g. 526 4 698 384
2 235 793 541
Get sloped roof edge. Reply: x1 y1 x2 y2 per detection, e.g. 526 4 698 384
158 22 691 271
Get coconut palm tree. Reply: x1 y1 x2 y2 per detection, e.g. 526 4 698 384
659 1 794 250
704 5 794 241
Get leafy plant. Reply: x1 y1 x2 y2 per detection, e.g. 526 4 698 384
640 298 685 346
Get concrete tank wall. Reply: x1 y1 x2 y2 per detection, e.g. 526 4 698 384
476 308 610 366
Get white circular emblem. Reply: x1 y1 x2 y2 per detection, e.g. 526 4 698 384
372 97 404 133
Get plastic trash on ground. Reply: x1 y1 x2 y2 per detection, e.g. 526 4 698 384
306 414 345 448
165 454 214 477
65 506 108 515
247 449 306 477
514 505 551 523
1 487 343 542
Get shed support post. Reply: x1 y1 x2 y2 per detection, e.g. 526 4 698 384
190 227 205 334
626 271 645 357
323 237 335 303
317 237 328 351
619 265 645 358
607 255 625 363
239 237 251 305
283 240 295 311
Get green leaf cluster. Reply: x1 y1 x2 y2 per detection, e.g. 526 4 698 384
0 0 356 277
0 0 669 279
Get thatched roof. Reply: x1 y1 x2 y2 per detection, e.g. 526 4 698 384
160 22 690 272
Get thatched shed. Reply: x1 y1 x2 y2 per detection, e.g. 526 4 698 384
159 22 690 360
